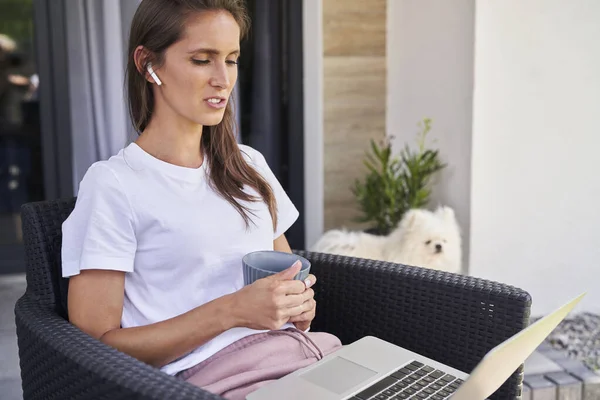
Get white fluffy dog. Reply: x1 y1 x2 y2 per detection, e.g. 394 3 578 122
311 206 462 274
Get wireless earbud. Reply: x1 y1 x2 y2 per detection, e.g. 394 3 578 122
147 63 162 86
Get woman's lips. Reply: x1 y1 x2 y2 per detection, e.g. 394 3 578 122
205 97 227 109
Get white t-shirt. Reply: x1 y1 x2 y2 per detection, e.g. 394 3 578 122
61 142 300 375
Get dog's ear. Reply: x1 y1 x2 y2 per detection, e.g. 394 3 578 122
399 209 421 230
435 206 456 222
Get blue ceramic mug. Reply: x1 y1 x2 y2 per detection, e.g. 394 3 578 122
242 250 311 285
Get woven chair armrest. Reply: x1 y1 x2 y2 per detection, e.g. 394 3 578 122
15 294 223 400
297 251 531 400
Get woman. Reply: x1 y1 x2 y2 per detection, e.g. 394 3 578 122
61 0 342 399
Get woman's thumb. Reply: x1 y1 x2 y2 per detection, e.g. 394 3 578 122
270 260 302 281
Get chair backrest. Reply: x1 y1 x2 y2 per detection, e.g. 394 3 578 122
21 198 76 317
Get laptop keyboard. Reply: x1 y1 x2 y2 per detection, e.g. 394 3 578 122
350 361 463 400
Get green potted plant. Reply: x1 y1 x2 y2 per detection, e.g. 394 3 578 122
352 118 446 235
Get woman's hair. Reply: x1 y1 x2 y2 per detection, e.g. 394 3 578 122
126 0 278 231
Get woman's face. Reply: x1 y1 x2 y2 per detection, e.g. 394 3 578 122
151 10 240 127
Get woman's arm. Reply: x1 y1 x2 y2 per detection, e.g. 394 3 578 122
68 269 236 368
68 261 315 369
274 233 293 253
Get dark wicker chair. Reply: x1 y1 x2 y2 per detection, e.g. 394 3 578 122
14 198 532 400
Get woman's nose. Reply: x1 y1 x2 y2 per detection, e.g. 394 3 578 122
210 64 230 89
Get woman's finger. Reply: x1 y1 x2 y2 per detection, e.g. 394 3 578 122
286 299 316 319
304 274 317 289
293 320 312 332
288 306 316 323
277 279 307 295
281 288 314 308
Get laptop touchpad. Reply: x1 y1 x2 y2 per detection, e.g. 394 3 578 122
300 356 378 395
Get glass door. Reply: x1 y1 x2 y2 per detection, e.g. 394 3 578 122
0 0 45 274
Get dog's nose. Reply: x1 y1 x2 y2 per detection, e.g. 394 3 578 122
435 244 442 252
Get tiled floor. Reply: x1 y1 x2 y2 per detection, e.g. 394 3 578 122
0 274 26 400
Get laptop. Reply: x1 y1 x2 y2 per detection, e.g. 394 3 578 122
247 293 586 400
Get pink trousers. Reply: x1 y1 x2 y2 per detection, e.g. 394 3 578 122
177 328 343 400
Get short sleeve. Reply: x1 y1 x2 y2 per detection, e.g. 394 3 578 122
61 163 137 278
246 147 300 239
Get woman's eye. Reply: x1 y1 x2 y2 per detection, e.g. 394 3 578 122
192 59 238 66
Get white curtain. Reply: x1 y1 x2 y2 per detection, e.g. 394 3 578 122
65 0 140 193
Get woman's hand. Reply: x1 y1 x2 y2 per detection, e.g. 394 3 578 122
290 274 317 331
229 261 316 331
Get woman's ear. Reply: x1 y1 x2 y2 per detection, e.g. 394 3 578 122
133 45 155 84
